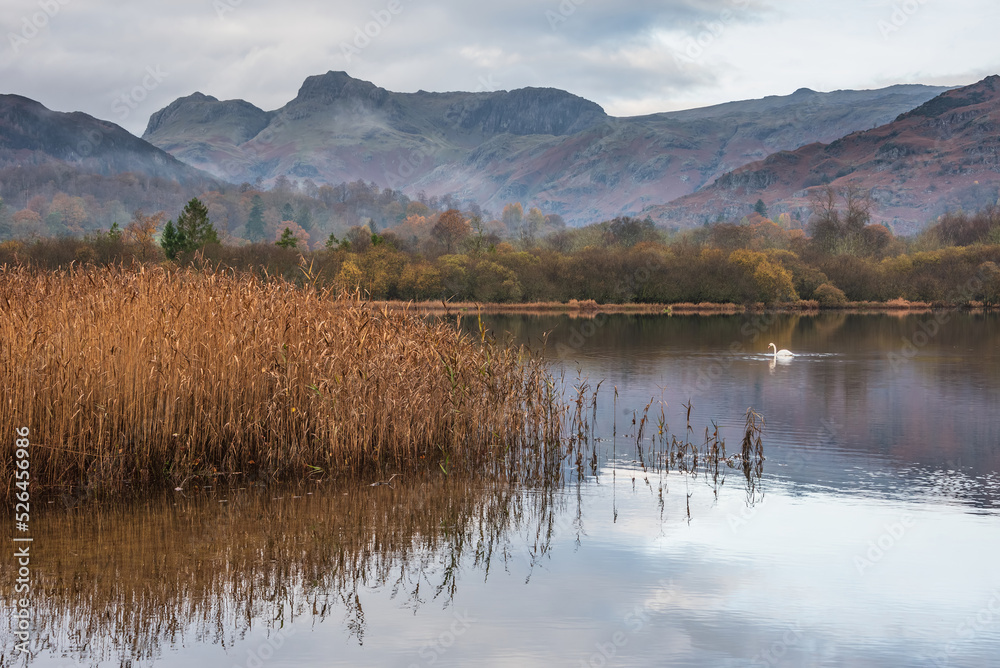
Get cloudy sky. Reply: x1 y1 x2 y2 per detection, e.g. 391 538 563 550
3 0 999 136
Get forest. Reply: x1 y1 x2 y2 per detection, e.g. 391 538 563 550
1 177 999 307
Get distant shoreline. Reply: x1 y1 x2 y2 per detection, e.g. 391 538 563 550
380 298 989 316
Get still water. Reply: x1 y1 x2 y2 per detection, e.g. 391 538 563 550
3 312 999 667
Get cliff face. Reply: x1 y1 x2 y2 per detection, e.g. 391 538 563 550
645 76 1000 233
445 87 608 136
141 71 952 225
144 93 271 145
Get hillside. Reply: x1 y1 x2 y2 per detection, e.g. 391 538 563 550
142 72 949 225
0 94 218 185
645 76 1000 234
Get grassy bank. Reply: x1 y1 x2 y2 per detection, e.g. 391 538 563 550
0 266 563 500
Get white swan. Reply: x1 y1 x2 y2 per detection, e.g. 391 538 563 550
769 343 795 359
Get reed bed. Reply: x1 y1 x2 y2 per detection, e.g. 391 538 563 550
0 265 563 499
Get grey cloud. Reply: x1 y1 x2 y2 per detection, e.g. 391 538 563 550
0 0 992 135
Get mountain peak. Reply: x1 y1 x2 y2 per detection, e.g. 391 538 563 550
291 71 389 107
450 86 608 136
0 94 214 184
142 92 267 142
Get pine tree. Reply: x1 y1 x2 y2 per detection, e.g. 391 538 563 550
161 220 184 260
246 194 266 241
176 198 218 248
162 198 217 259
754 199 768 218
276 227 298 249
280 203 295 222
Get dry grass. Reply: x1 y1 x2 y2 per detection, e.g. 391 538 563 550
853 297 934 310
0 266 563 499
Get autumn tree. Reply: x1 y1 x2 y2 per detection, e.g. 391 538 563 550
809 186 873 255
728 249 798 304
544 213 566 232
432 209 471 253
518 207 544 246
274 221 310 249
609 216 658 247
125 209 165 260
49 193 88 235
11 210 44 237
345 225 373 252
502 203 523 237
979 261 1000 307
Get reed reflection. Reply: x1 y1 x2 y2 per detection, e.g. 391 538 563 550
0 473 565 663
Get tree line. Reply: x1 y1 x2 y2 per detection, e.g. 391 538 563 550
1 186 999 307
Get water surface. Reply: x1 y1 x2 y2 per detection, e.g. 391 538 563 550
3 312 999 667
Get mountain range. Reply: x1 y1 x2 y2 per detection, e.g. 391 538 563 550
6 73 1000 232
646 76 1000 234
140 72 951 225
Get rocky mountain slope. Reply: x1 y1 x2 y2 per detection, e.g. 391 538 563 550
142 71 949 224
645 76 1000 233
0 94 217 186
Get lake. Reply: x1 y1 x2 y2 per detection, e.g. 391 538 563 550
3 312 999 668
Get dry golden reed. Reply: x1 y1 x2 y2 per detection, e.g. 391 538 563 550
0 265 563 498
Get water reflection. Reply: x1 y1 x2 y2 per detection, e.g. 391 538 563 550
0 475 567 663
476 312 1000 477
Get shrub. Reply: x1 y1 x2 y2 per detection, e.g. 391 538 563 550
814 282 848 307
